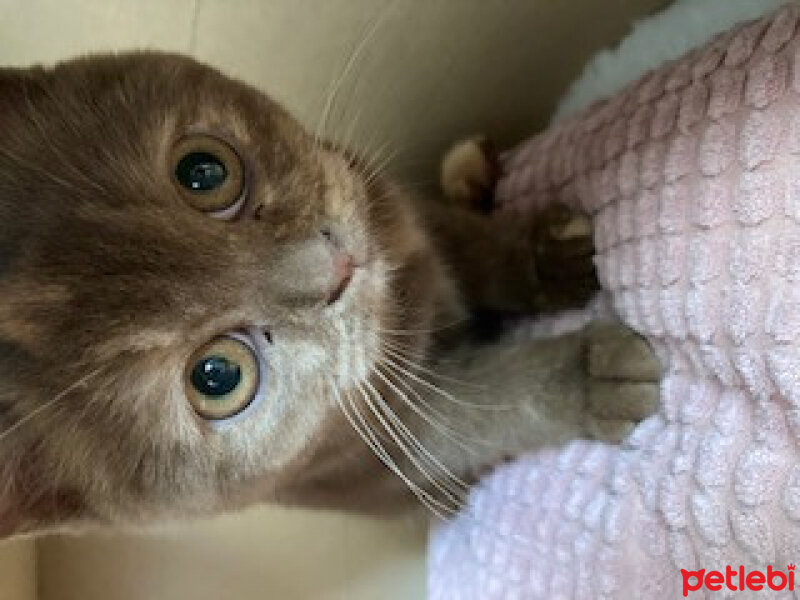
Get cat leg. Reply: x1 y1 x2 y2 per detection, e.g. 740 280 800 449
425 136 597 314
419 195 597 314
412 319 660 479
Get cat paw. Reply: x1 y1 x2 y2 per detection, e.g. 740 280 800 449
581 320 661 443
530 204 598 312
439 135 500 213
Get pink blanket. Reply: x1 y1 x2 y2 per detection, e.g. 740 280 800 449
428 4 800 598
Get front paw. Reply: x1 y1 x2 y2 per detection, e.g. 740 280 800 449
530 204 598 312
581 320 661 443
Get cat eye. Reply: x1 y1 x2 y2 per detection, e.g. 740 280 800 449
185 335 260 420
171 135 245 219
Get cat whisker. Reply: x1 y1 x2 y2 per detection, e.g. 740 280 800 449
363 147 400 188
364 383 468 511
0 366 103 442
378 337 430 362
380 337 464 370
376 359 494 451
313 2 395 150
374 363 480 458
379 345 511 412
338 105 365 164
376 317 467 336
70 372 128 437
349 380 530 540
333 383 395 469
346 382 457 519
379 333 470 367
358 135 394 171
361 380 465 513
380 339 485 391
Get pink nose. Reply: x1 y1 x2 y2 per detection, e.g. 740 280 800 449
321 226 358 305
326 251 354 305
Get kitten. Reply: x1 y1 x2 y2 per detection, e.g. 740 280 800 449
0 52 658 537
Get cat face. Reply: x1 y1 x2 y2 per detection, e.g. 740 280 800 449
0 53 439 536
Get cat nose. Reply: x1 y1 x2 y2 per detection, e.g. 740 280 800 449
327 250 355 305
321 227 356 305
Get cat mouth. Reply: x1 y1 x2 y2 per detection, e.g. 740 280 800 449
322 225 371 306
325 251 368 306
326 269 354 305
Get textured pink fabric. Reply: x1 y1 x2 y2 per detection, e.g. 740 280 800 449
428 4 800 598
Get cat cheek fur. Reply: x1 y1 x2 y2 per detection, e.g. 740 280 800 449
0 438 93 537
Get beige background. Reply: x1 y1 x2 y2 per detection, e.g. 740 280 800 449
0 541 35 600
0 0 668 598
38 510 427 600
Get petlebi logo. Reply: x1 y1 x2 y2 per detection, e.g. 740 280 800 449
681 564 795 596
